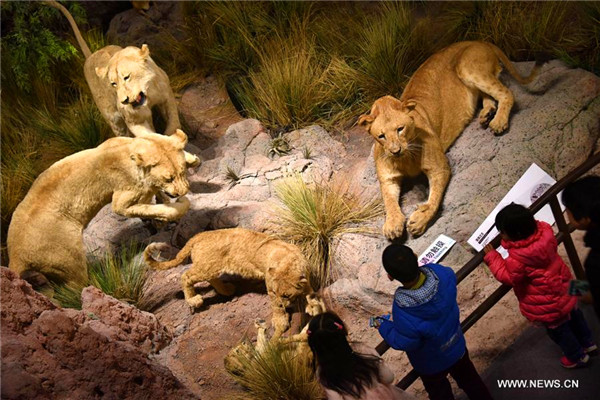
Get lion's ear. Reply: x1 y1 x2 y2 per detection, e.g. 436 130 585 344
171 129 188 150
357 114 375 127
131 145 158 168
140 44 150 59
95 66 108 79
296 276 308 289
403 100 417 112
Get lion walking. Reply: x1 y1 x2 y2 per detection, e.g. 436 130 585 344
359 41 543 239
144 228 315 339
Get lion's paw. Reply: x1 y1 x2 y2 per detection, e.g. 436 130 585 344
478 107 496 127
488 117 508 135
186 295 204 309
305 293 326 316
254 318 268 329
407 205 432 236
383 215 406 240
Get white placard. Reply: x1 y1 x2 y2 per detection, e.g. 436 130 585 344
418 234 457 266
467 163 564 252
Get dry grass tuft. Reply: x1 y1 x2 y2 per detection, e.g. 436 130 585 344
225 338 321 400
274 175 383 289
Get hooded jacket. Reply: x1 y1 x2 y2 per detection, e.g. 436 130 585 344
378 264 466 375
484 220 577 324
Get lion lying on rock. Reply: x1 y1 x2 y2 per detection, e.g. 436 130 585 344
144 228 315 339
224 294 326 376
359 41 542 239
8 130 198 288
46 1 180 137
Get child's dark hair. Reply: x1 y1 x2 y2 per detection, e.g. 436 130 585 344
307 312 380 397
382 244 419 283
495 203 537 241
562 175 600 224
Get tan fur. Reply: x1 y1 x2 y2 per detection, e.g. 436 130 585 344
45 1 180 137
144 228 314 339
224 296 326 375
7 130 196 287
358 41 541 239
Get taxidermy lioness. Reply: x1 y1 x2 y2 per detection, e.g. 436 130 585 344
7 130 197 288
359 41 542 239
45 1 180 137
144 228 314 338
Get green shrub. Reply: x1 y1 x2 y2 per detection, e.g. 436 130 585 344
274 175 383 289
53 243 149 310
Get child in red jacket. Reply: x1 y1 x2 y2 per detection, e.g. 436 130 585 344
483 203 596 368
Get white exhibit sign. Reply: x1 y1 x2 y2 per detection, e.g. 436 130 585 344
418 234 457 266
467 163 564 253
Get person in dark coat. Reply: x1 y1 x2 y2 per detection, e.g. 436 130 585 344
376 244 492 400
563 175 600 321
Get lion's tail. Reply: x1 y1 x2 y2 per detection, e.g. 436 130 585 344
490 43 545 86
44 0 92 59
144 240 194 271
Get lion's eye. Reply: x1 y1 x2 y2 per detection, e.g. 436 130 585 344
111 82 117 87
397 127 404 134
165 175 175 183
124 74 130 81
378 133 385 140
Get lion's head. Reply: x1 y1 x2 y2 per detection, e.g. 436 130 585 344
266 263 310 309
97 44 156 109
130 130 191 198
358 95 419 157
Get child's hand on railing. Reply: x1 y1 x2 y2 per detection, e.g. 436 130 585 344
483 244 495 254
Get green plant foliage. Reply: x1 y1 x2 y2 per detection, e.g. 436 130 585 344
1 1 86 92
226 339 321 400
274 175 384 290
268 133 292 158
52 243 149 310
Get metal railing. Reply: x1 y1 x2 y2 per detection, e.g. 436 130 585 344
375 152 600 389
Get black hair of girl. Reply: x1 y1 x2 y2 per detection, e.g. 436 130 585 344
495 203 537 241
307 312 380 398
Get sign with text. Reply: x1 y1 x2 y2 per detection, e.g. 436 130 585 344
467 163 563 253
418 234 457 266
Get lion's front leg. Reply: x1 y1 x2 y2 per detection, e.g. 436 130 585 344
112 191 190 221
378 170 406 240
161 98 181 136
407 151 450 236
123 106 155 136
270 299 290 340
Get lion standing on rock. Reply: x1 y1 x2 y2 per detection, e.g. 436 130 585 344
359 41 543 239
45 0 180 137
144 228 315 339
7 130 198 288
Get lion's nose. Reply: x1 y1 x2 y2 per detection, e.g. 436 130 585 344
391 148 402 156
121 96 129 105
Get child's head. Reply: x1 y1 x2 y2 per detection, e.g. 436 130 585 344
307 312 379 397
381 244 419 284
495 203 537 241
562 175 600 230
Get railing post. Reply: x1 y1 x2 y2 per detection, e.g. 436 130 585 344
549 196 585 279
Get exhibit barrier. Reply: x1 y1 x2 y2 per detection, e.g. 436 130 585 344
374 151 600 389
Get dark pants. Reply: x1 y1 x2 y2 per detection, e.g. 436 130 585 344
420 349 493 400
546 307 593 361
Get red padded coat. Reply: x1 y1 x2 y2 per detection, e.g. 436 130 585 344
484 221 577 324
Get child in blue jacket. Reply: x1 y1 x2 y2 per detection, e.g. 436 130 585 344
376 244 492 400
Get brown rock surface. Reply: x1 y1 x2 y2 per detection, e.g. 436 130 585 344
0 268 195 400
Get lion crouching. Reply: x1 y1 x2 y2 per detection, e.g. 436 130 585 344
144 228 315 339
359 41 543 239
7 130 198 288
